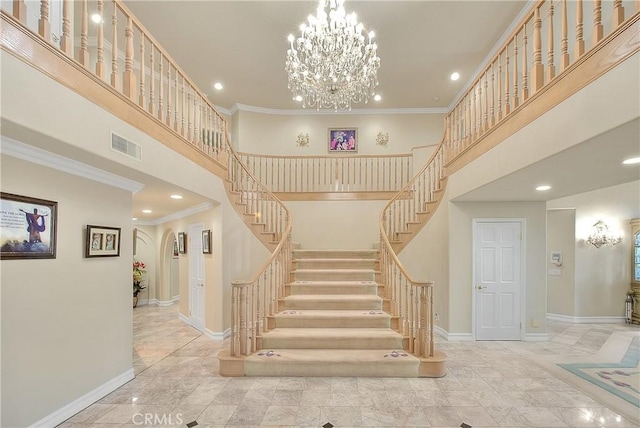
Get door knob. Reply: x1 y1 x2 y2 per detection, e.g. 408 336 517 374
476 285 485 290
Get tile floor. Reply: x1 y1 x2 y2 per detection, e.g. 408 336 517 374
58 304 640 427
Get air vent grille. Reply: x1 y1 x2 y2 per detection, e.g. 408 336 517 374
111 132 141 160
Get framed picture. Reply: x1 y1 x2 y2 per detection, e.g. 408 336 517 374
202 229 212 254
85 225 121 258
178 232 186 254
0 192 58 259
173 239 179 258
328 128 357 153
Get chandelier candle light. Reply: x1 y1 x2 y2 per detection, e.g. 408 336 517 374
286 0 380 110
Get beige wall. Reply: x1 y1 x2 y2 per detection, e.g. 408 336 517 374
234 110 444 155
285 200 386 249
548 181 640 318
546 209 576 316
1 156 133 428
399 188 451 332
449 201 547 336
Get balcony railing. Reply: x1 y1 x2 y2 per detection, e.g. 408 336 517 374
237 152 413 194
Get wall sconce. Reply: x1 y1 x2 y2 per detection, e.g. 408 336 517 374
296 133 309 147
376 131 389 146
587 220 622 248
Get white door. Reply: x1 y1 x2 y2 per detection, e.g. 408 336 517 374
474 221 522 340
188 223 205 332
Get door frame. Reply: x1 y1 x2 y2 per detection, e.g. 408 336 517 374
188 222 205 331
471 218 527 341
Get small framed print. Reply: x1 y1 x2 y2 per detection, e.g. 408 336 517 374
328 128 357 153
178 232 186 254
86 225 121 258
202 229 212 254
0 192 58 259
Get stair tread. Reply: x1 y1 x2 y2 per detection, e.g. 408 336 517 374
293 268 375 272
284 294 382 301
289 280 377 285
245 348 418 363
294 258 376 262
275 309 390 318
261 328 402 338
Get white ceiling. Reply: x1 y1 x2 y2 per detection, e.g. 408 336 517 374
122 0 528 111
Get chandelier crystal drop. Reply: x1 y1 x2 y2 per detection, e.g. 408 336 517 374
285 0 380 110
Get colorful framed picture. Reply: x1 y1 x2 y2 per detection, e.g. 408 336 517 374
178 232 186 254
328 128 357 153
0 192 58 259
202 229 212 254
85 225 121 258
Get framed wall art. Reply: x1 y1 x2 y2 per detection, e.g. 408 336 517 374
178 232 186 254
85 225 121 258
328 128 357 153
0 192 58 259
202 229 212 254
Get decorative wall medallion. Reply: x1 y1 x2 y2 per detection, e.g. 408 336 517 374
296 133 310 147
376 131 389 146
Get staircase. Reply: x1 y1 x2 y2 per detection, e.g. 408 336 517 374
219 249 446 377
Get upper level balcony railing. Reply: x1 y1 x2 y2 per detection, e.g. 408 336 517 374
237 152 413 196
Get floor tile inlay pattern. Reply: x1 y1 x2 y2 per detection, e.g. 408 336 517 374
58 304 640 427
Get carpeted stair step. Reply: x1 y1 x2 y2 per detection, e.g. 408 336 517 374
244 348 419 377
260 328 404 349
282 294 382 310
293 249 378 259
292 268 375 282
293 258 376 269
287 280 378 295
272 309 391 328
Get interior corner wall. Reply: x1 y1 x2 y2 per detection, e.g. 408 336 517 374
234 110 444 155
546 209 576 317
449 201 547 335
398 188 451 333
1 156 133 428
548 180 640 318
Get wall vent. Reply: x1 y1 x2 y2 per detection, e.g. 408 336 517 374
111 132 142 160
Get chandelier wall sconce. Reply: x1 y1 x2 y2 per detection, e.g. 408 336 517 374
376 131 389 146
587 220 622 248
285 0 381 111
296 133 310 147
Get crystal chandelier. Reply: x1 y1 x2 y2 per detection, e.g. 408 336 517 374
285 0 380 110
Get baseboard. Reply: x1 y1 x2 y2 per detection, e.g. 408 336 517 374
136 298 149 306
148 297 180 307
205 328 231 341
178 312 190 324
28 368 134 428
523 333 550 342
433 326 474 341
547 313 626 324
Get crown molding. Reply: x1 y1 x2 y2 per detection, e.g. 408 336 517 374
0 137 144 192
228 103 447 116
134 202 214 226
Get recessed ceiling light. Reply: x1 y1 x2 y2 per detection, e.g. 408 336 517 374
433 96 440 101
213 82 223 90
536 185 551 191
142 209 152 214
170 194 183 200
132 217 137 221
622 157 640 165
91 13 102 24
373 94 382 102
450 72 460 81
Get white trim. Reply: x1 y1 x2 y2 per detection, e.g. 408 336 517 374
133 202 214 226
148 297 180 307
204 328 231 341
0 137 144 193
135 298 149 307
28 368 134 428
523 333 550 342
472 218 527 341
547 313 627 324
434 325 448 339
448 0 536 111
178 312 190 325
228 103 446 116
434 326 474 341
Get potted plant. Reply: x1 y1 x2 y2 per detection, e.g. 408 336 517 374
133 259 146 308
